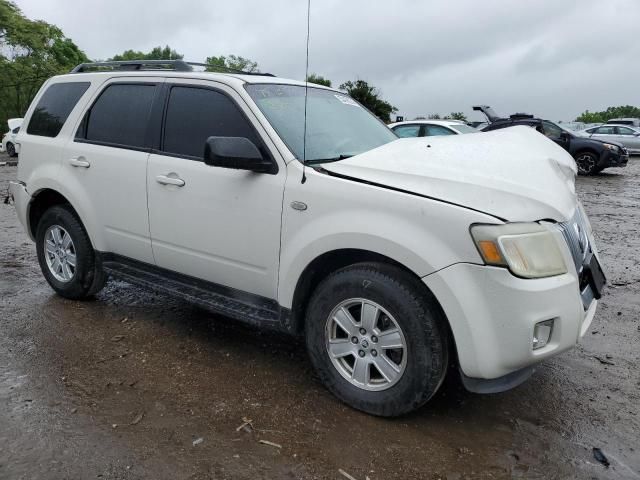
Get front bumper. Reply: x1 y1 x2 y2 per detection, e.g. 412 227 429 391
599 148 628 168
424 261 596 381
9 181 31 238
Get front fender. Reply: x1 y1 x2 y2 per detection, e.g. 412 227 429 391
277 164 495 308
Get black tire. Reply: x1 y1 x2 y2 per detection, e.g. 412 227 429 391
305 262 448 417
574 151 599 175
35 205 107 299
6 142 16 158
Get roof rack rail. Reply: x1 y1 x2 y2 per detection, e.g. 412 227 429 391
70 60 275 76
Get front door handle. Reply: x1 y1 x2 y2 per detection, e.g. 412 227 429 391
156 175 185 187
69 157 90 168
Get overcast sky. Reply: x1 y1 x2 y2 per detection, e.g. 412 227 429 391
16 0 640 122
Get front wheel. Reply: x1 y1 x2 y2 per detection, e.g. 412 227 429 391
574 151 599 175
36 205 107 299
305 263 448 417
6 142 16 158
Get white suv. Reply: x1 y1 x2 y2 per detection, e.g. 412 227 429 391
10 60 606 416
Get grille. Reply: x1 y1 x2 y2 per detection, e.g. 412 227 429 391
558 206 591 276
557 204 598 309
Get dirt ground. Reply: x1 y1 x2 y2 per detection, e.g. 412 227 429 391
0 152 639 480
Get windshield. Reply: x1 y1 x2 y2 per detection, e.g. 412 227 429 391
245 84 397 163
450 124 477 134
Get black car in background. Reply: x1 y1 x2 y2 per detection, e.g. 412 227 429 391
473 106 629 175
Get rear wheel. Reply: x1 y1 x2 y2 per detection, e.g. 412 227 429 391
305 263 448 417
6 142 16 157
574 151 599 175
36 205 107 299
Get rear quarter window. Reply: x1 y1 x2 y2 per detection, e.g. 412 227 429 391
26 82 90 137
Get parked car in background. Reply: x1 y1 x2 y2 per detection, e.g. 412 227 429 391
474 106 628 175
606 118 640 128
389 119 478 137
561 121 601 133
584 124 640 155
1 118 22 157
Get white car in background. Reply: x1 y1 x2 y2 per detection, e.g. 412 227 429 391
584 124 640 155
1 118 22 157
389 119 478 138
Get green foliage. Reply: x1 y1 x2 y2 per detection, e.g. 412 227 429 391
576 106 640 123
306 73 331 87
0 0 88 127
446 112 467 122
339 79 397 123
110 45 183 61
205 55 259 73
427 113 441 119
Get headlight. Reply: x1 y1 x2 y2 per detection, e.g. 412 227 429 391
603 143 620 152
470 223 567 278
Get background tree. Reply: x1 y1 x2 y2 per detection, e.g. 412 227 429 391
0 0 88 127
446 112 467 122
339 79 397 123
576 106 640 123
110 45 183 61
205 55 259 73
306 73 331 87
427 113 441 119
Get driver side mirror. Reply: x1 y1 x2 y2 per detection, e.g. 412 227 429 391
560 131 571 142
204 136 274 174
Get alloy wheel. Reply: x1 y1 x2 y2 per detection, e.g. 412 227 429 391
325 298 407 391
44 225 76 282
575 153 596 174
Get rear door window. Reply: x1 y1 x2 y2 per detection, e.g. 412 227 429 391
162 86 262 160
81 83 156 149
424 124 455 136
615 126 636 135
594 126 616 135
27 82 90 137
392 124 421 138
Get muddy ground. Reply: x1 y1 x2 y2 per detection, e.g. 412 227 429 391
0 152 638 480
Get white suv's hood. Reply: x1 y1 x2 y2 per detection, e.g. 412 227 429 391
323 126 578 222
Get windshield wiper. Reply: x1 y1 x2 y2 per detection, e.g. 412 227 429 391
305 154 353 165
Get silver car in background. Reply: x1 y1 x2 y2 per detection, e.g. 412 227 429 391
389 119 478 137
584 124 640 155
605 118 640 128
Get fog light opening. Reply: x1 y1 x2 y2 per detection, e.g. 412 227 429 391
533 319 554 350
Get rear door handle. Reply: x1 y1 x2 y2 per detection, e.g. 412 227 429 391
69 157 90 168
156 175 185 187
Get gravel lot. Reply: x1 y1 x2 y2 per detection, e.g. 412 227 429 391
0 153 639 479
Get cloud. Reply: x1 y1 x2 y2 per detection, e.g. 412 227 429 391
15 0 640 120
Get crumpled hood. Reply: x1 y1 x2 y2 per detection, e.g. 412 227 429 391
322 126 578 222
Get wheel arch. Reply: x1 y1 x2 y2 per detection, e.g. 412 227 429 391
285 248 451 339
28 188 81 239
